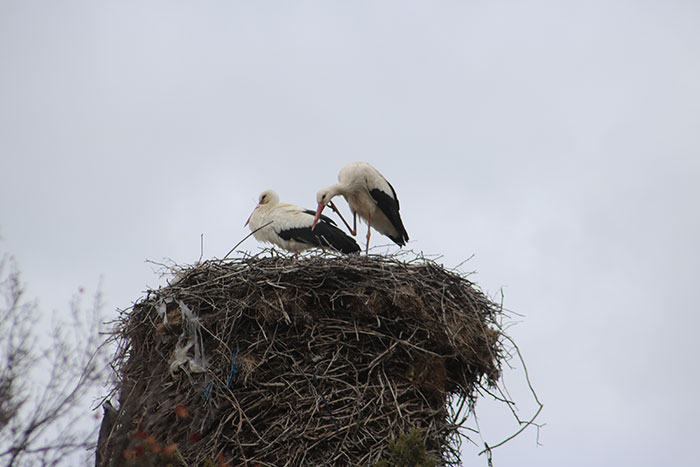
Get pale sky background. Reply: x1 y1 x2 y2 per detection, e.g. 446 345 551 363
1 1 699 466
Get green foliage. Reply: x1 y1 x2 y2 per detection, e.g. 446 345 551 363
373 429 437 467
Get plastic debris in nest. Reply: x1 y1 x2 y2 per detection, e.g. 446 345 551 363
155 295 208 374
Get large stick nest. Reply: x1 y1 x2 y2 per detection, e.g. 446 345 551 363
102 251 505 466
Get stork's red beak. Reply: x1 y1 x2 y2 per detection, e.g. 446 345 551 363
311 202 325 230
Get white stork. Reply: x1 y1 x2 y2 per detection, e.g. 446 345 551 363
312 162 409 253
245 189 360 254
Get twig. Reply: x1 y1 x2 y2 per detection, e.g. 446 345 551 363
478 334 544 456
223 221 273 260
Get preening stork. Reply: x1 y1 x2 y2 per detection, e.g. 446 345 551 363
312 162 409 253
245 190 360 254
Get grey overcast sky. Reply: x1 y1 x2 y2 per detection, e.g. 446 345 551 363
1 1 699 465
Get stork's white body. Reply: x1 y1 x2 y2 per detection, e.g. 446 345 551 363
246 190 360 254
337 162 400 240
247 200 315 253
314 162 409 252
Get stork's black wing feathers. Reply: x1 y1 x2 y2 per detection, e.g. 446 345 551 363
303 209 336 226
386 180 400 210
369 187 409 246
278 221 360 253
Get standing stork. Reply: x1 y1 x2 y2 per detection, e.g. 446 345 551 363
245 190 360 254
312 162 409 253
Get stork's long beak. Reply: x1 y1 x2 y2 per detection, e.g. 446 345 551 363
244 207 256 227
311 202 325 230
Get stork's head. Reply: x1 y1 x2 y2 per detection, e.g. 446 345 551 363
245 189 279 226
315 187 336 207
312 186 340 230
257 189 279 206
